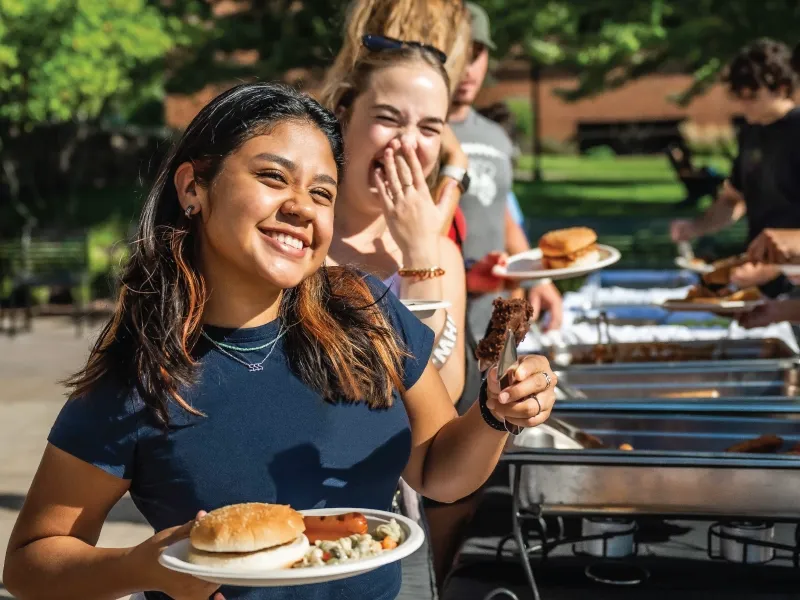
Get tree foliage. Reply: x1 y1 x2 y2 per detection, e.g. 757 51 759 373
164 0 347 94
482 0 800 104
0 0 189 126
0 0 194 233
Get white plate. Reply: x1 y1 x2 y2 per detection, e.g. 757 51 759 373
493 245 621 282
159 508 424 587
400 299 451 319
661 299 765 315
675 257 715 273
780 265 800 277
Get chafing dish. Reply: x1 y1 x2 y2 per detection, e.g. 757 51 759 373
546 338 796 367
557 362 800 401
505 411 800 518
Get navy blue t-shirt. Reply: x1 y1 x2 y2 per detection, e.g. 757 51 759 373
48 276 434 600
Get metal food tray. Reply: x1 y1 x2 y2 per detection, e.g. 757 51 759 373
505 411 800 519
546 337 797 367
555 362 800 409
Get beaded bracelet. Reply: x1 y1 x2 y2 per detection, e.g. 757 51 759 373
398 266 446 280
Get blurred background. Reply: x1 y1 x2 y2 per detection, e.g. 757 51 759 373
0 0 797 313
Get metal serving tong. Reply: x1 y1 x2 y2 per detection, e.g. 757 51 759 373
677 240 695 262
499 326 599 448
498 329 523 436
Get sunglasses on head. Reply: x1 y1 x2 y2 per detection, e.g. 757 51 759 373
361 34 448 64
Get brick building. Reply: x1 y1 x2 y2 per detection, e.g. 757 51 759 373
164 3 747 154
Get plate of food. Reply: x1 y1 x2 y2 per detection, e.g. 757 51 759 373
159 503 424 587
400 299 451 319
492 227 621 282
661 285 765 315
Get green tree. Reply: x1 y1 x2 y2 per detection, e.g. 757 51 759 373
0 0 190 233
482 0 800 104
164 0 347 95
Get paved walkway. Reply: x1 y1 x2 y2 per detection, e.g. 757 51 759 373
0 317 152 599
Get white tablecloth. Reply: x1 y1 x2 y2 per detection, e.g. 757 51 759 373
524 285 799 354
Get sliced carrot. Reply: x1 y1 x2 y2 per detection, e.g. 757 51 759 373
381 537 398 550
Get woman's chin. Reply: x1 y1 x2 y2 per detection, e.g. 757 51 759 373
254 260 317 290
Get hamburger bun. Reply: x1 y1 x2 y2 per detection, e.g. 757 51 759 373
543 248 600 270
539 227 597 257
187 503 308 570
186 534 310 570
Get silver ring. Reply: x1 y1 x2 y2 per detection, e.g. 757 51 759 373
539 371 552 391
533 394 542 417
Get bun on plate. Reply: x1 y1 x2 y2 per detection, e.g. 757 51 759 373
538 227 599 269
187 503 308 570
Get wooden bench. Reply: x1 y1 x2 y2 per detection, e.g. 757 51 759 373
0 231 91 336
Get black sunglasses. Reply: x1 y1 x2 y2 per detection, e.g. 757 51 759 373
361 34 448 64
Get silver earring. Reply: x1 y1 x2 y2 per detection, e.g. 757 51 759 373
185 205 195 219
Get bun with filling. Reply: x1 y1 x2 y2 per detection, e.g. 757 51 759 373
187 503 308 570
538 227 599 269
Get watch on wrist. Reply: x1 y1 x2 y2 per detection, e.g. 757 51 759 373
441 165 471 194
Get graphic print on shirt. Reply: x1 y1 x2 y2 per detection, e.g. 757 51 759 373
461 142 510 207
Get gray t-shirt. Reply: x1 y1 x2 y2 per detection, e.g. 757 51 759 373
450 108 515 335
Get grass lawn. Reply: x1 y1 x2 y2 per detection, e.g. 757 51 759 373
512 154 747 272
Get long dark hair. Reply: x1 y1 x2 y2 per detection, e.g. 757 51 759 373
66 82 407 426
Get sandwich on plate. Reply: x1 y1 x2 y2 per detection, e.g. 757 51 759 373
187 503 309 570
539 227 599 269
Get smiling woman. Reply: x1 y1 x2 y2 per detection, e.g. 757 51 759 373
2 82 558 600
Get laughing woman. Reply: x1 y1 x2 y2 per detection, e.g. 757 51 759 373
322 41 467 403
3 83 557 600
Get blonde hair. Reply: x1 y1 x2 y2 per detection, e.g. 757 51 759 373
324 0 471 97
319 45 451 119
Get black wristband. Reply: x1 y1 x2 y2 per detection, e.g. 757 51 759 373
478 378 507 432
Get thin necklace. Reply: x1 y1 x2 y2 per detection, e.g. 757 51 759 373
201 326 287 372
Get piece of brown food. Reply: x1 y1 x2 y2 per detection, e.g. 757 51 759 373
618 443 634 451
575 431 607 449
683 285 761 303
784 442 800 455
726 287 762 302
725 434 784 454
702 254 749 286
475 297 534 365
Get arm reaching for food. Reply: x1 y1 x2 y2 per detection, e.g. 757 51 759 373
729 262 781 288
738 299 800 329
748 229 800 264
670 180 747 242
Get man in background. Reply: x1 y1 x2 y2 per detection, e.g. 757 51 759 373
450 2 563 337
671 38 800 297
423 2 564 590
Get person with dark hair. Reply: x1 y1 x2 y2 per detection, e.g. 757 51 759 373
3 82 557 600
671 37 800 297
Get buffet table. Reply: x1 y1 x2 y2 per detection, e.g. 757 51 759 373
480 270 800 600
